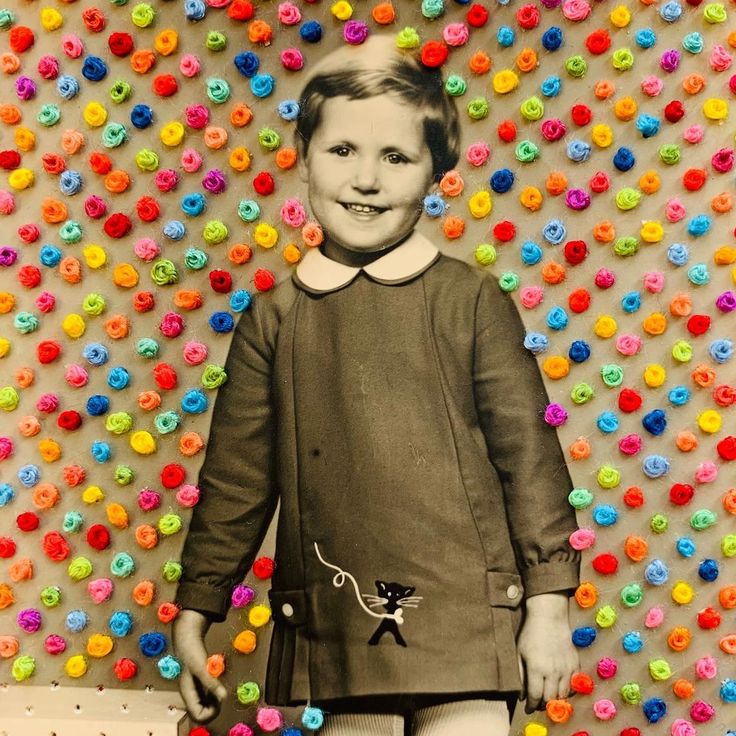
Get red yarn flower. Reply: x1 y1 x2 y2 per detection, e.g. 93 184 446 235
466 3 489 27
153 362 178 391
618 388 642 413
136 196 160 222
585 29 611 55
37 340 62 364
492 220 516 242
103 213 132 239
9 26 35 53
57 411 82 431
227 0 255 20
161 463 186 489
108 32 134 57
591 553 618 575
420 41 449 68
669 483 695 506
253 171 275 196
86 524 111 551
571 104 592 126
152 74 178 97
564 240 588 265
209 269 233 294
252 557 275 580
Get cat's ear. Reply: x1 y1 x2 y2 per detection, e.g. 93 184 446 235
404 586 415 597
375 580 386 593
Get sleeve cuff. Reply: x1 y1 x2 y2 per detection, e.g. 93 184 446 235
521 560 580 598
175 581 231 622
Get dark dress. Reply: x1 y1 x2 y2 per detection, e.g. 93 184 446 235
176 232 580 706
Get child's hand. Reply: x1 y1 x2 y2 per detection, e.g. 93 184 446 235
173 609 228 723
517 592 579 713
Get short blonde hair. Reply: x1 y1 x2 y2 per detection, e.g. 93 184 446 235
296 36 460 181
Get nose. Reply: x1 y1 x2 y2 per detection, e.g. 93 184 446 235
351 156 380 192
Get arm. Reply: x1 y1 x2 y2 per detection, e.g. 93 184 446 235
473 277 580 706
174 299 279 719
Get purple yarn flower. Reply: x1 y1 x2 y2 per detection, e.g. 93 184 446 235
544 403 568 427
716 291 736 313
660 49 681 73
202 169 227 194
18 608 42 633
231 584 256 608
344 20 369 45
15 76 37 100
0 246 19 267
565 188 591 211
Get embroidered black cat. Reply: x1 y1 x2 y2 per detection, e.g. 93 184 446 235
363 581 421 647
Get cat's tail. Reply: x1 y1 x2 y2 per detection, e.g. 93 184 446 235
313 542 402 623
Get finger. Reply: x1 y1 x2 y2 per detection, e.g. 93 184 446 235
179 668 220 724
525 671 544 713
177 636 228 702
517 656 526 702
542 674 558 706
557 676 569 701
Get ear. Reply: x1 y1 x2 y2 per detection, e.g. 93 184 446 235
296 138 309 184
375 580 386 593
404 586 415 597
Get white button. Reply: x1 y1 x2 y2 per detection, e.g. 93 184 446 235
281 603 294 618
506 585 520 600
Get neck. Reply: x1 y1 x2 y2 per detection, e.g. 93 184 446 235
322 233 413 268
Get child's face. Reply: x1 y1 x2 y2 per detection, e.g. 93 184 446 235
299 94 434 253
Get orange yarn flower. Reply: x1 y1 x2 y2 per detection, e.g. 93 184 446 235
275 147 297 170
667 626 692 652
132 580 155 606
675 430 698 452
691 364 716 388
594 80 615 99
669 293 693 317
569 437 591 460
173 290 203 310
592 220 616 243
545 171 568 196
711 192 732 213
179 431 205 457
574 582 598 609
516 48 538 72
104 314 130 340
541 261 566 285
104 170 130 193
228 244 253 265
682 74 706 95
624 535 648 562
130 49 155 74
442 215 465 240
673 679 695 699
0 103 22 124
371 2 395 24
138 390 162 411
468 51 491 75
204 127 228 150
41 198 68 223
59 256 82 284
230 103 253 127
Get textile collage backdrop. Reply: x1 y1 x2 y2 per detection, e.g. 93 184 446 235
1 0 735 734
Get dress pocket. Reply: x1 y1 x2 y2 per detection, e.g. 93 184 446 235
269 588 309 625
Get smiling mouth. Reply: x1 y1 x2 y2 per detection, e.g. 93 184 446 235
342 203 388 215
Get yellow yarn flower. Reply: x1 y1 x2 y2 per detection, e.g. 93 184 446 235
64 655 88 678
594 315 618 338
492 69 519 94
468 191 492 218
697 409 722 433
130 431 157 455
62 314 86 339
83 245 107 269
160 121 185 147
643 364 666 387
254 223 279 249
83 102 108 128
40 7 64 31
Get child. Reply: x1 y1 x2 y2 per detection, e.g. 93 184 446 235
174 35 580 735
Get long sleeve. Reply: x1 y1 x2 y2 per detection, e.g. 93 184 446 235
473 276 580 597
176 297 280 621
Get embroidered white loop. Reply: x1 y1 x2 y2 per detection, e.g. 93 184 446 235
313 542 403 623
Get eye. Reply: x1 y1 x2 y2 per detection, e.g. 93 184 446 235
385 152 408 165
330 145 352 157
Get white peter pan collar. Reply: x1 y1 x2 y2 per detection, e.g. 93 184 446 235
294 231 440 294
